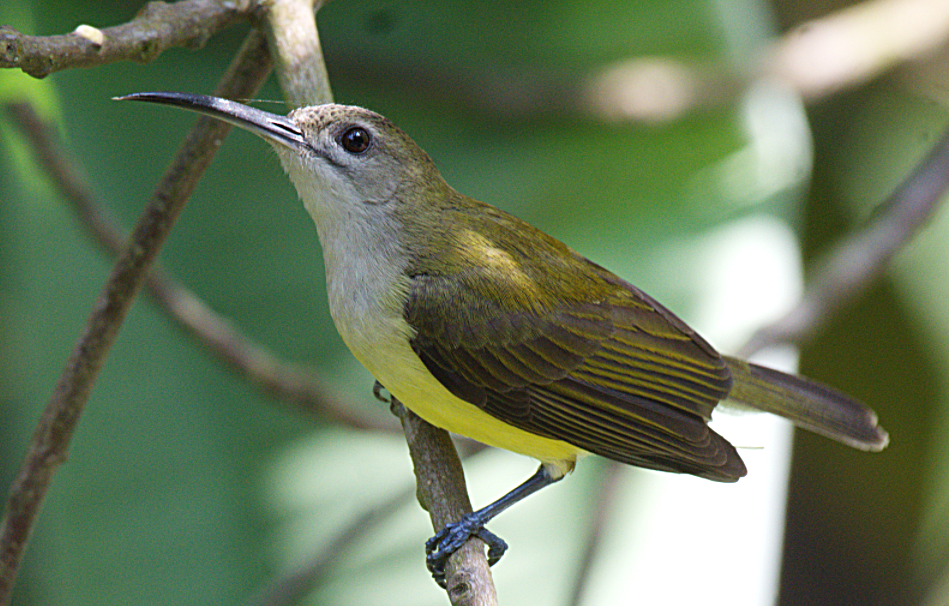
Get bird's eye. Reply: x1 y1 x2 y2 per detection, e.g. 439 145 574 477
340 126 371 154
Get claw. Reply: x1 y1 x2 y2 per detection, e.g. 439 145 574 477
477 528 508 566
419 466 560 587
424 513 508 587
372 380 390 403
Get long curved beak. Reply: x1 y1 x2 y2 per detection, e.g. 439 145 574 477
114 92 306 151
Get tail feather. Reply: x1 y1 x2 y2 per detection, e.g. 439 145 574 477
723 356 889 451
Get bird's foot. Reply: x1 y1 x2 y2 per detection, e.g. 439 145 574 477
372 380 390 403
425 514 508 587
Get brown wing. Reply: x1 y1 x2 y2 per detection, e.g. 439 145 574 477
405 265 747 482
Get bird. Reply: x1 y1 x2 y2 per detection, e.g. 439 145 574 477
117 92 889 586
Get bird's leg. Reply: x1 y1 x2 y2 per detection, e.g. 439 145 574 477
425 464 562 586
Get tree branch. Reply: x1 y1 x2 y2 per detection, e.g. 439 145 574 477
4 101 393 433
0 29 272 605
260 0 498 599
0 0 260 78
769 0 949 100
258 0 333 106
740 121 949 357
391 400 499 606
583 0 949 122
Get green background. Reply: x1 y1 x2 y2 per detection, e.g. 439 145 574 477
2 0 948 604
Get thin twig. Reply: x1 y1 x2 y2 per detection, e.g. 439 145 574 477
4 101 393 433
391 400 499 606
0 0 258 78
0 30 272 605
740 122 949 357
566 462 623 606
246 483 416 606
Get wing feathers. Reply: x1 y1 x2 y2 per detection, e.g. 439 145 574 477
579 346 729 416
406 263 744 480
525 382 744 480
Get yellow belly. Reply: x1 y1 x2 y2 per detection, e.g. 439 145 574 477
343 313 581 477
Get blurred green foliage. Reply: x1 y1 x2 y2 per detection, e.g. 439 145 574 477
2 0 947 604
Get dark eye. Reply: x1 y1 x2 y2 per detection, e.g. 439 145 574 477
340 126 371 154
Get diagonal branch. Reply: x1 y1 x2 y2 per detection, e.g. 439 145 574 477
769 0 949 100
246 483 417 606
740 122 949 357
1 0 259 78
0 30 272 605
